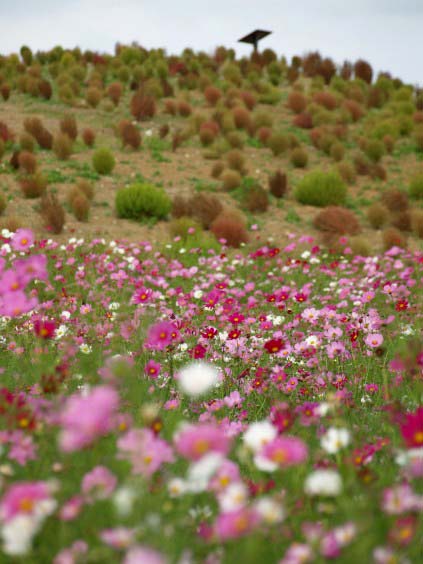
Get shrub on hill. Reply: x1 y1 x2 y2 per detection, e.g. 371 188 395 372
313 206 361 243
18 151 37 174
188 192 223 229
210 210 249 248
60 114 78 140
53 133 73 160
130 91 156 120
354 59 373 83
268 133 289 156
40 192 65 233
92 147 115 175
287 91 307 114
82 128 96 147
411 210 423 238
295 171 347 207
268 170 288 198
116 183 171 221
290 147 308 168
382 227 406 250
0 193 6 215
19 171 48 198
367 203 389 229
382 188 409 212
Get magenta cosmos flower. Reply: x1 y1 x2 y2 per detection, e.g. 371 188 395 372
145 321 179 351
59 386 119 452
215 507 260 541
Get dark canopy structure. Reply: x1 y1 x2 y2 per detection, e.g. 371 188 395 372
238 29 272 52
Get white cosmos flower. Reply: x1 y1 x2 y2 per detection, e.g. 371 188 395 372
253 454 278 473
243 420 278 453
218 482 249 512
320 428 351 454
113 487 136 517
186 453 223 493
79 343 92 354
255 497 285 524
178 361 219 397
304 469 342 497
1 515 39 556
168 478 187 497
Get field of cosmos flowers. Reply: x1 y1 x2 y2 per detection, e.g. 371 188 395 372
0 226 421 563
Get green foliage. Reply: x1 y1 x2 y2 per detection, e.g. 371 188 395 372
295 170 347 207
92 147 115 175
409 173 423 200
115 182 171 221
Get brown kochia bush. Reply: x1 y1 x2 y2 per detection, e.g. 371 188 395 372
18 151 37 174
19 132 35 152
367 203 389 229
0 84 10 101
225 149 245 173
382 227 406 250
40 193 65 234
313 91 337 111
211 161 224 179
71 192 90 222
24 118 53 150
204 85 222 106
178 100 192 117
232 107 252 130
107 82 123 106
76 179 94 201
53 133 73 160
211 210 249 248
391 210 412 232
410 209 423 238
257 126 272 145
221 170 242 191
188 192 224 229
292 112 313 129
19 171 47 198
354 59 373 83
86 87 102 108
82 128 96 147
159 124 169 139
313 206 361 239
245 185 269 213
60 114 78 141
130 91 156 121
0 215 23 232
290 147 308 168
172 195 191 219
287 91 307 114
382 189 409 212
342 100 364 122
268 170 287 198
120 121 141 150
38 80 52 100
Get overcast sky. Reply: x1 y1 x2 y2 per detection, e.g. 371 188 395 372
0 0 421 85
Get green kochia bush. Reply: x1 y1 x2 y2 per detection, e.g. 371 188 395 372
92 147 115 175
295 170 347 207
116 183 171 221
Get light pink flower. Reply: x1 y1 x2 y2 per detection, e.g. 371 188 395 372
175 423 231 461
118 428 174 476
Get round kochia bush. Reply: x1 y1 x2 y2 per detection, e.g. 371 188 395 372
115 183 171 221
92 147 115 175
295 170 347 207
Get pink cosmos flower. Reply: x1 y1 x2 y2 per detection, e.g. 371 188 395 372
59 496 85 521
53 540 88 564
124 545 167 564
118 428 174 477
59 386 119 452
364 333 384 348
0 290 38 317
100 527 135 549
175 423 231 461
81 466 117 501
215 507 260 540
209 459 240 493
261 436 308 467
145 321 179 350
11 229 34 252
0 481 52 521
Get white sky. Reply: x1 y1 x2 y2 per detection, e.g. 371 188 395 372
0 0 422 85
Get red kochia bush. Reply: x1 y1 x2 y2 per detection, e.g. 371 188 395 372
293 112 313 129
82 128 96 147
239 91 257 110
354 59 373 84
211 210 249 248
313 91 337 111
287 91 307 114
130 91 156 121
313 206 361 236
204 85 222 106
107 82 123 106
